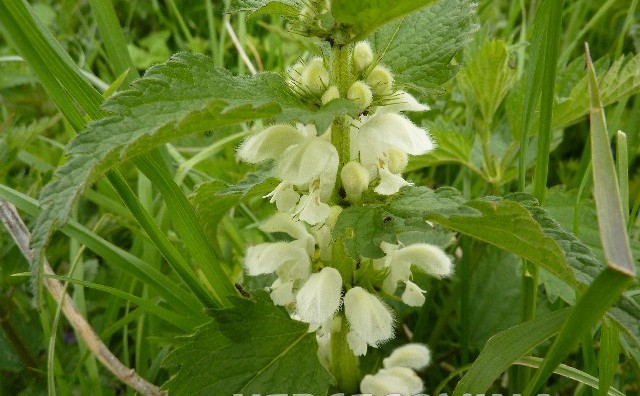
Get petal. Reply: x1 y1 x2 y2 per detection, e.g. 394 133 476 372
395 243 453 278
296 267 343 325
344 287 394 347
374 166 410 195
383 343 431 370
275 254 312 281
347 330 368 357
401 280 426 307
380 90 430 113
382 259 412 294
243 242 309 276
264 182 300 212
260 212 315 255
358 112 435 157
269 279 295 306
360 367 423 396
277 138 339 186
296 190 331 226
237 124 304 163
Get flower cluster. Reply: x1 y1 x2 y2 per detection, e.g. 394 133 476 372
237 41 454 362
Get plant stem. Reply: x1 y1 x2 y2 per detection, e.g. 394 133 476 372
330 44 354 193
330 315 360 394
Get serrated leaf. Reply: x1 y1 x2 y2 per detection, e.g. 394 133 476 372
387 186 480 219
31 52 354 262
331 0 436 42
163 293 331 395
406 126 477 174
426 195 578 288
333 187 470 258
457 40 516 123
371 0 476 95
229 0 300 16
553 53 640 129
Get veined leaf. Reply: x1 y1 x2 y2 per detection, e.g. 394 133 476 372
229 0 300 16
553 53 640 129
426 195 578 287
457 40 516 123
407 126 478 175
371 0 477 95
163 293 332 395
31 52 354 266
331 0 436 42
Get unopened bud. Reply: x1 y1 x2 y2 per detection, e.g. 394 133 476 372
347 81 373 110
366 65 394 95
341 161 370 201
387 147 409 174
353 41 374 72
321 85 340 105
302 57 330 95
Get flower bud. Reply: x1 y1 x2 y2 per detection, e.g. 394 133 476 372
347 81 373 110
387 147 409 174
353 41 374 72
341 161 370 201
366 65 394 95
301 57 330 95
321 85 340 105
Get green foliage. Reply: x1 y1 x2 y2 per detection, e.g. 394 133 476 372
553 53 640 129
457 40 516 123
332 0 436 42
454 308 571 396
371 0 477 95
164 293 332 395
229 0 301 16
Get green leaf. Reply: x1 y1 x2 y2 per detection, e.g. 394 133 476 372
553 53 640 129
457 40 516 123
387 186 480 219
371 0 477 95
453 308 570 396
333 187 465 258
229 0 300 16
425 195 578 287
164 293 332 395
331 0 436 42
32 52 352 268
598 319 620 396
406 125 478 175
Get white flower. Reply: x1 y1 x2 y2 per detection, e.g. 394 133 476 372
360 367 423 396
383 343 431 370
381 243 453 294
237 124 304 163
401 280 426 307
344 287 394 355
238 123 339 224
243 242 310 278
379 90 431 113
301 57 329 94
351 111 434 195
375 165 410 195
347 80 373 110
269 279 295 306
260 212 315 256
321 85 340 105
296 267 343 327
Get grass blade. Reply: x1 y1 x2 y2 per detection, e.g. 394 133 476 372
523 44 636 396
